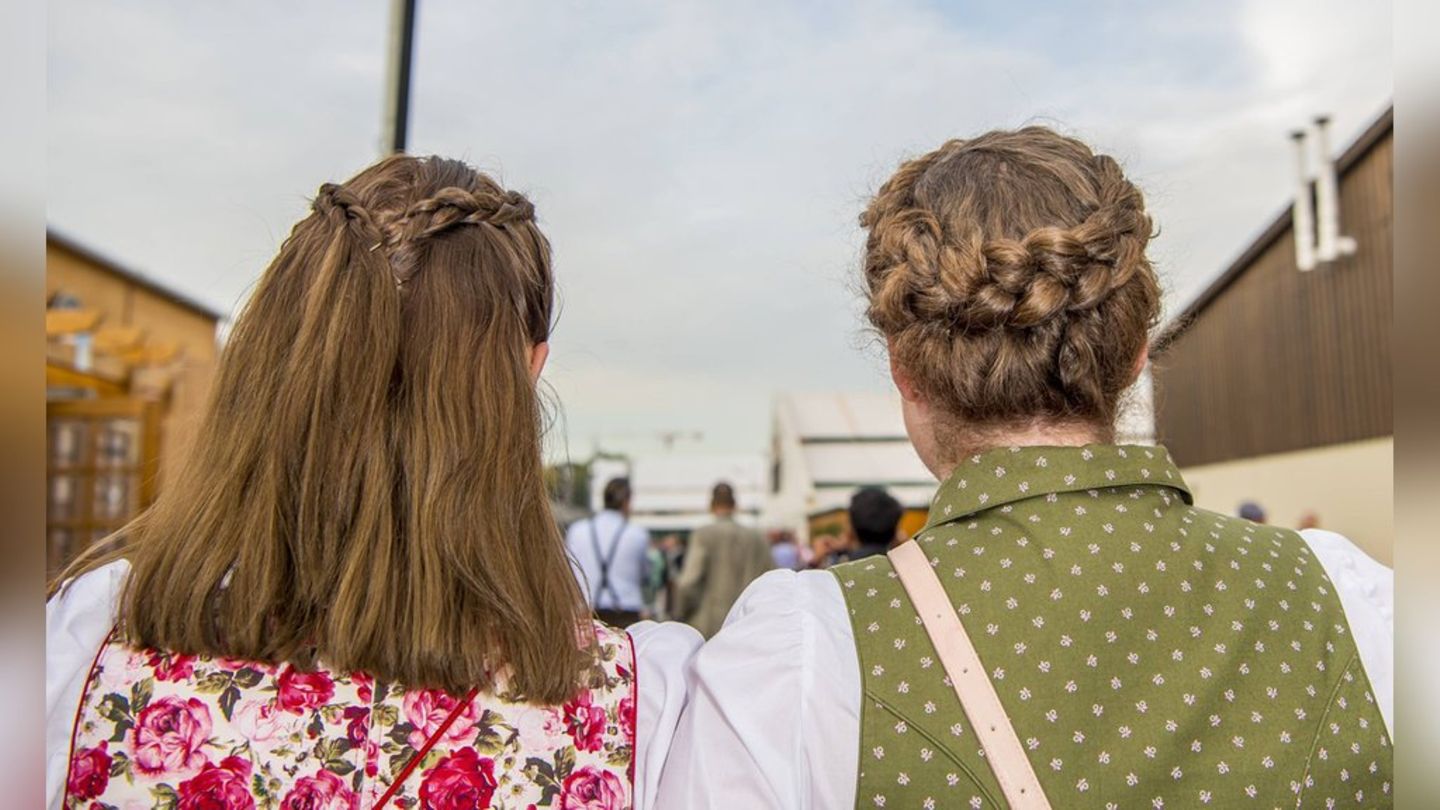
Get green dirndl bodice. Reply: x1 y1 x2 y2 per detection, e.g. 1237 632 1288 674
831 445 1391 809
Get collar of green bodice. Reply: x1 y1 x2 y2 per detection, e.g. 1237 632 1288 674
922 444 1193 532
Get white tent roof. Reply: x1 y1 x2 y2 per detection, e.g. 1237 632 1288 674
780 391 908 440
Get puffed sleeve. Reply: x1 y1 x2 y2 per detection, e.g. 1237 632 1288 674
654 568 863 809
46 560 130 810
628 620 703 810
1301 529 1393 735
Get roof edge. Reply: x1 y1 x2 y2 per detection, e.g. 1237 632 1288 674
47 229 229 322
1153 104 1393 353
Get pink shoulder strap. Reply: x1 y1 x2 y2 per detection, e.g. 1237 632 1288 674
888 540 1052 809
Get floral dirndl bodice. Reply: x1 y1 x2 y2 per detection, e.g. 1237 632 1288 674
62 622 636 810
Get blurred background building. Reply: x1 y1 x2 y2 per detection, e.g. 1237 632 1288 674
1152 107 1393 563
763 392 935 544
45 231 224 577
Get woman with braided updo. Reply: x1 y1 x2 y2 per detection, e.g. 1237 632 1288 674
47 155 700 809
658 128 1392 808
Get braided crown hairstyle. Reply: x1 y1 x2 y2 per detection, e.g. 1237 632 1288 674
862 127 1161 437
66 155 596 703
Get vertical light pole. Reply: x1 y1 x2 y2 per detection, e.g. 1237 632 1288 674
382 0 419 154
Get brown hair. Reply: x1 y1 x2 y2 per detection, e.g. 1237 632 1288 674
601 477 631 511
862 127 1161 441
710 481 736 511
58 155 594 702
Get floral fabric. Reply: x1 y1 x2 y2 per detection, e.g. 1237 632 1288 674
63 622 636 810
833 444 1392 808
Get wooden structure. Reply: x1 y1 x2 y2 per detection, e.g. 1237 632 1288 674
1153 108 1393 466
46 232 225 577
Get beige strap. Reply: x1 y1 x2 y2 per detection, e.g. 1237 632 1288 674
888 540 1052 809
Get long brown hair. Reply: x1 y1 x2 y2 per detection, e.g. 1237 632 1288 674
58 155 594 702
861 127 1161 438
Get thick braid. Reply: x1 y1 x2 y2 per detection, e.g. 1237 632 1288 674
861 127 1161 429
865 144 1154 333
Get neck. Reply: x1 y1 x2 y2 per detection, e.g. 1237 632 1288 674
928 420 1109 481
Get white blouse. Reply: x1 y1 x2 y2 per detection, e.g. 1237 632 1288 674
44 561 702 810
653 529 1394 809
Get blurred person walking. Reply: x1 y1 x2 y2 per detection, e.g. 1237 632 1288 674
46 156 700 810
1238 500 1268 523
841 486 904 562
658 128 1393 808
672 483 774 638
768 530 804 571
566 477 653 628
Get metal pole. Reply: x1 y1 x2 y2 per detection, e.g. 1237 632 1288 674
382 0 418 155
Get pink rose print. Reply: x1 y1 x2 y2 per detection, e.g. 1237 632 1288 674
279 769 359 810
176 756 254 810
617 694 636 742
145 650 197 682
562 690 607 753
558 766 627 810
351 672 374 703
277 665 336 714
234 697 302 744
403 689 479 750
66 742 111 801
132 696 213 777
217 656 276 675
418 747 497 810
342 706 369 746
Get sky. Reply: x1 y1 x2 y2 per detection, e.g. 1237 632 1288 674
47 0 1393 462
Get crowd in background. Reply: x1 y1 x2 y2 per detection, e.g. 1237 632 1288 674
564 476 911 635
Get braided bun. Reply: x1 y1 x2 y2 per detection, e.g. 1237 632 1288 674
863 128 1160 429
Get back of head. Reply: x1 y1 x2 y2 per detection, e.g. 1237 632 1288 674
77 155 591 702
602 477 632 511
861 127 1161 443
1238 501 1267 523
711 481 737 512
849 486 903 547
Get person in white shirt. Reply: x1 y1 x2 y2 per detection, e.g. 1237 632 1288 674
46 156 701 810
654 127 1394 808
566 476 653 627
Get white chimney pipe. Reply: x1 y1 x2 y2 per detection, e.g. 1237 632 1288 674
1312 115 1358 262
1290 129 1318 272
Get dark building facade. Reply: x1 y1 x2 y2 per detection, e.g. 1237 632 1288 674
1154 108 1392 466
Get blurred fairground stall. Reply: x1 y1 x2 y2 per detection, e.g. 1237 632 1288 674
45 232 224 578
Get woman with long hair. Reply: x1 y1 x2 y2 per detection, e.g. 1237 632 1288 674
656 128 1393 808
46 155 700 809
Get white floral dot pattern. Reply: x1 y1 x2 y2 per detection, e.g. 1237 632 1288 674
834 445 1391 808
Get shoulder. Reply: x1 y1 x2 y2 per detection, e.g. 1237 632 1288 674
828 552 897 587
722 568 849 635
48 559 130 624
1300 529 1392 585
627 620 703 667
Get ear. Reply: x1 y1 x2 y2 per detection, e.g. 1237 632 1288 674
1131 343 1150 386
529 341 550 383
888 338 924 403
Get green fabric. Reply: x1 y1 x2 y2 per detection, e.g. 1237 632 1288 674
832 444 1392 809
